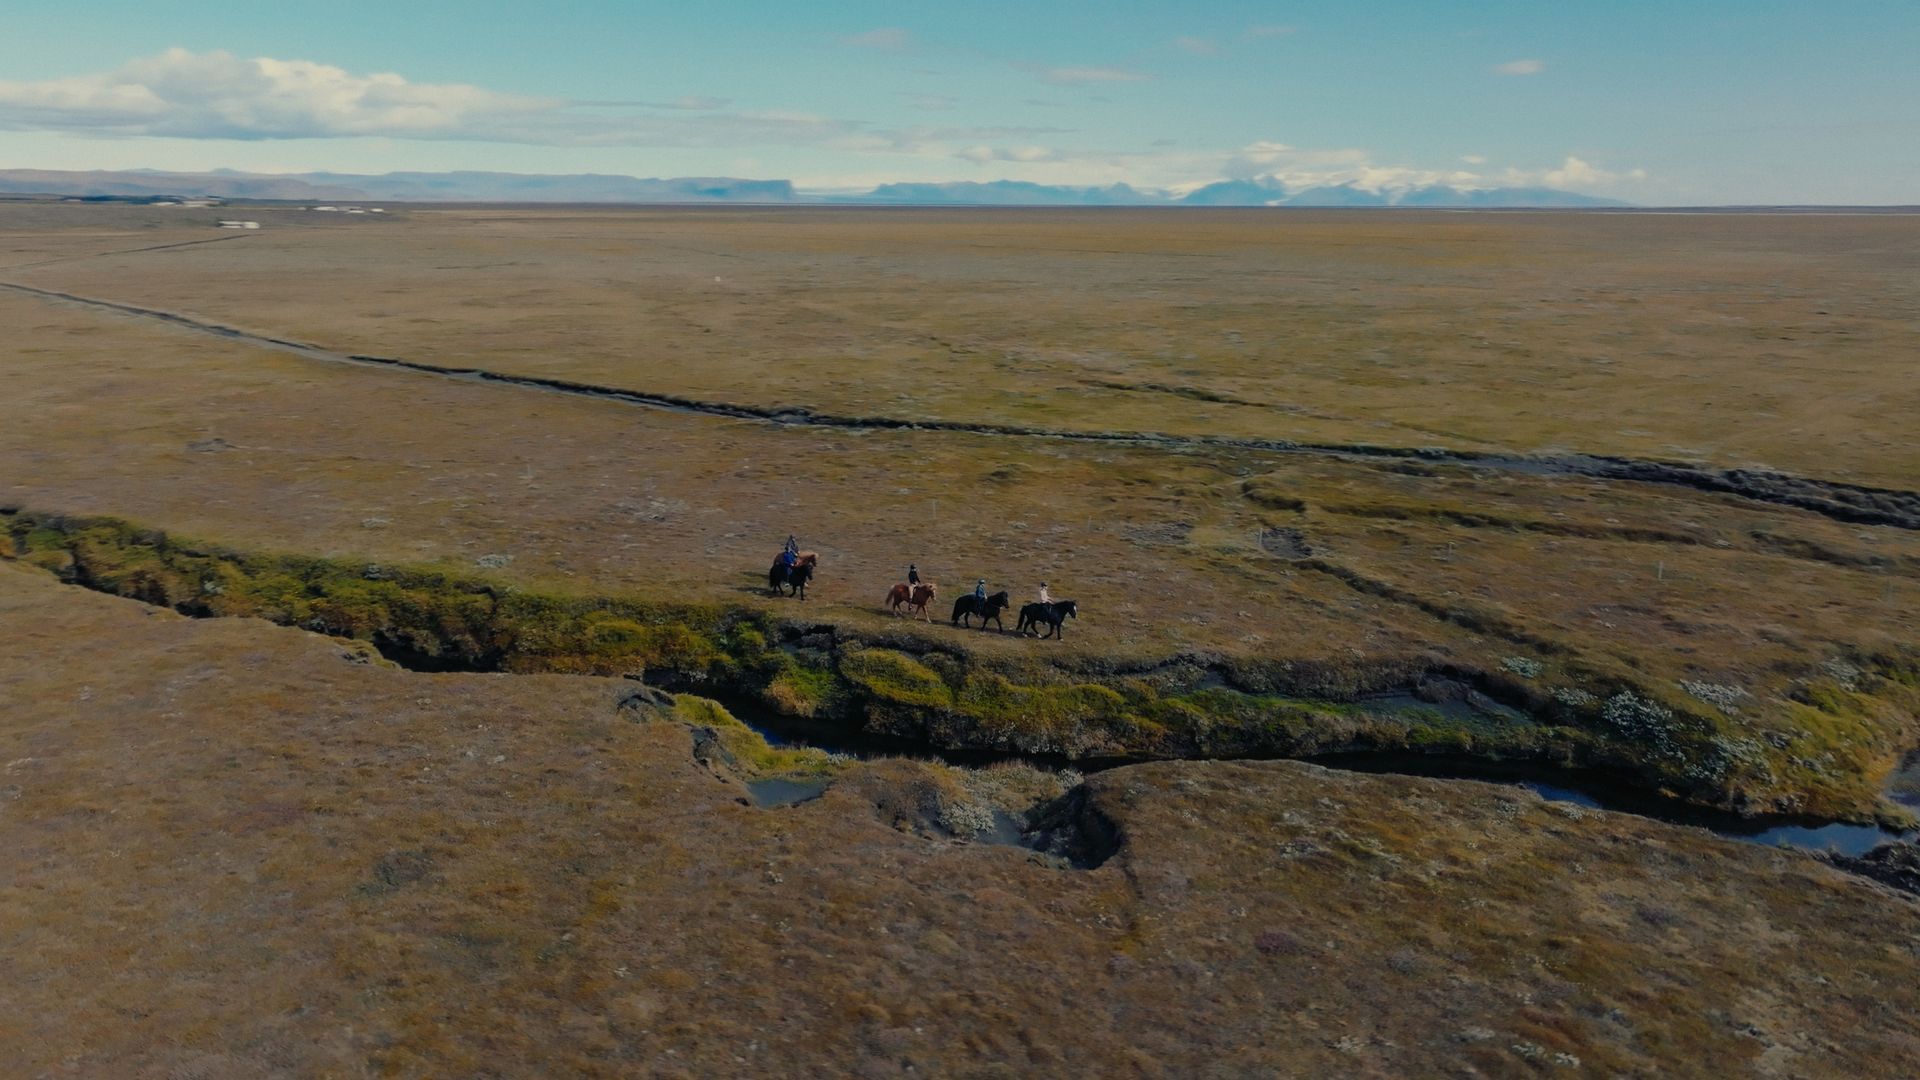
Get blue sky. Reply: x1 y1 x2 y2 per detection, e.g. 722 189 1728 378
0 1 1914 202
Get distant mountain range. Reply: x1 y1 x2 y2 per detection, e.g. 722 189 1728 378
0 167 1628 208
1175 176 1624 208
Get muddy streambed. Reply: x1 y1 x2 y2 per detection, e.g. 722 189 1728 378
719 693 1918 857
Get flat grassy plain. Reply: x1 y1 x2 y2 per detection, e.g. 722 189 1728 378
5 564 1918 1077
7 203 1917 485
3 201 1920 1073
2 203 1916 819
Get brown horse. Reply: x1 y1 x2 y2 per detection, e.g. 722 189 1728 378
886 581 938 620
768 551 819 599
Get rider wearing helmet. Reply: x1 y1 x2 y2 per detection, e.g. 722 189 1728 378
908 563 921 586
974 578 988 600
1038 582 1052 605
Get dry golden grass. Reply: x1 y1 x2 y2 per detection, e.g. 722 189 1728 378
7 204 1917 486
4 562 1917 1077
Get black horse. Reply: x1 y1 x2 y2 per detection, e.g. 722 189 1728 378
1015 599 1077 639
768 557 815 600
950 590 1011 630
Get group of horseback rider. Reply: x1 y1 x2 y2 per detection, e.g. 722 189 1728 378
946 573 1076 638
896 563 1077 638
774 537 1077 638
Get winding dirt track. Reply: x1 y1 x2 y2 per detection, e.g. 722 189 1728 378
5 276 1917 530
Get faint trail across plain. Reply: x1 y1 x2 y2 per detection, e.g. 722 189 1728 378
0 232 255 272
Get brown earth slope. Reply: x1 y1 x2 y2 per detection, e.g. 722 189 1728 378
4 563 1920 1077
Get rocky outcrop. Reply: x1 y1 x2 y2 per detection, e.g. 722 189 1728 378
1826 841 1920 897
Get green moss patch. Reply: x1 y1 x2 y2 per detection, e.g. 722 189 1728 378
669 695 843 778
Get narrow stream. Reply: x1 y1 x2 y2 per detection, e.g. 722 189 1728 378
719 692 1918 857
1314 752 1916 857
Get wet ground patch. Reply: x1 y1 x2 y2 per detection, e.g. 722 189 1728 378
745 777 829 808
1258 526 1313 559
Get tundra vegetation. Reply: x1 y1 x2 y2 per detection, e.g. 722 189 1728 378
2 203 1918 1073
4 563 1919 1077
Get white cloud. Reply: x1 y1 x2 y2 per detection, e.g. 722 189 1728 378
1174 37 1220 56
958 144 1059 164
1148 142 1647 198
1244 25 1298 39
840 28 911 51
1461 154 1487 165
759 138 1653 199
1037 66 1152 86
0 49 877 150
0 48 552 140
1532 155 1647 189
1492 59 1546 76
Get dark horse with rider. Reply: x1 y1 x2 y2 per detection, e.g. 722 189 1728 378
767 535 817 600
950 589 1010 630
1014 599 1077 639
